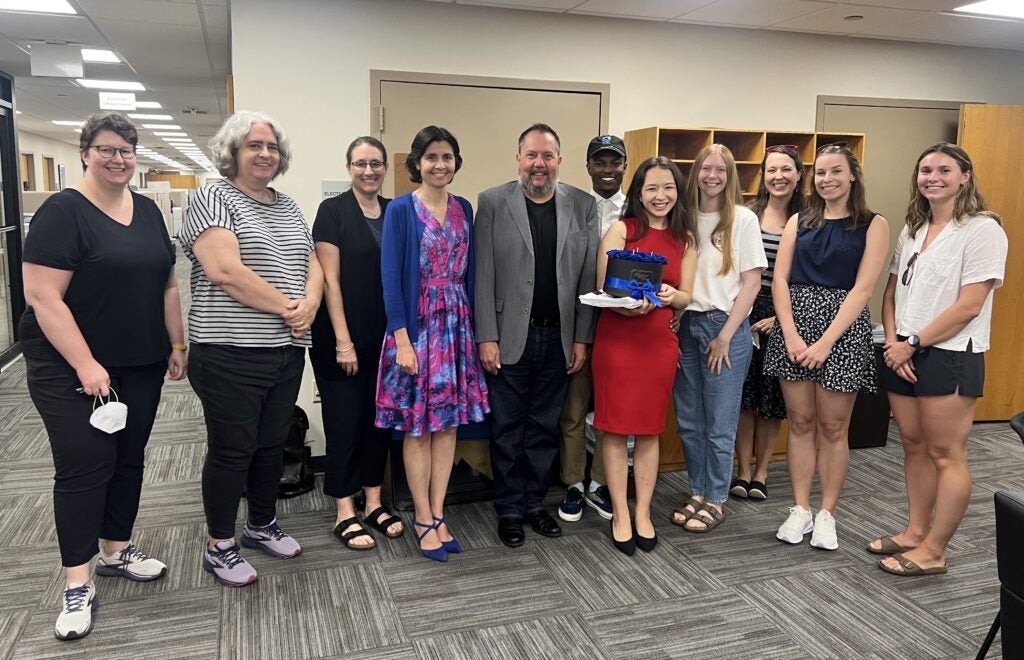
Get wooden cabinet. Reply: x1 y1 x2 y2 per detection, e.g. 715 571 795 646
624 126 865 200
623 126 865 472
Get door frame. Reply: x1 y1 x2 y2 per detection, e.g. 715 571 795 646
0 69 25 367
370 70 610 138
815 95 969 132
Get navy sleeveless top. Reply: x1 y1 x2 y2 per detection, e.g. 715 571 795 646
789 213 874 290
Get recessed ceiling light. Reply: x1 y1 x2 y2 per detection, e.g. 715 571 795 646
81 48 120 63
152 131 187 137
954 1 1024 19
76 79 145 91
134 101 162 109
52 120 83 126
142 123 181 130
0 0 75 14
129 113 173 121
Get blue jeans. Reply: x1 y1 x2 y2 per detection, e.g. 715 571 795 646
673 311 753 505
486 326 569 518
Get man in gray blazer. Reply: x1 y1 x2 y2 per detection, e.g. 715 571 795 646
475 123 599 548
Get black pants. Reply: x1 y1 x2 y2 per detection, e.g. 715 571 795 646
314 347 391 499
486 326 569 518
26 356 166 567
188 344 304 539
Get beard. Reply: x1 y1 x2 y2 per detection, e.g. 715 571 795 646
520 172 557 199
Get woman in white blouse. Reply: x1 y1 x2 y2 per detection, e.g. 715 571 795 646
873 143 1007 576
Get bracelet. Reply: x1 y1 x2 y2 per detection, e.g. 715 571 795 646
171 344 187 352
336 344 354 354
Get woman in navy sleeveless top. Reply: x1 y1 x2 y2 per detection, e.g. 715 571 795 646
764 144 889 552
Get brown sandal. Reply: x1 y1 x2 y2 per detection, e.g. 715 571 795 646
867 535 911 555
670 497 704 527
684 504 726 534
878 552 947 576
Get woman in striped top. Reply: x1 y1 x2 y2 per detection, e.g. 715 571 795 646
179 111 323 587
731 146 804 502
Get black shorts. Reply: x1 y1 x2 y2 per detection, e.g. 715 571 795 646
881 338 985 398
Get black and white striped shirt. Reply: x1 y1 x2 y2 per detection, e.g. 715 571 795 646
179 181 314 348
760 228 782 289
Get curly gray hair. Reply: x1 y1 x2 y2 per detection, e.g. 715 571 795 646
208 110 292 179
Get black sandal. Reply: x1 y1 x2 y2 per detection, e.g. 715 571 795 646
363 506 405 539
334 516 376 550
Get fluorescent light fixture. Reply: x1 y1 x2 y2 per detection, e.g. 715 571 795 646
81 48 119 63
134 101 162 109
129 113 173 121
76 79 145 91
152 131 187 137
0 0 75 14
954 1 1024 18
161 137 193 142
73 129 82 133
52 120 83 126
142 123 181 130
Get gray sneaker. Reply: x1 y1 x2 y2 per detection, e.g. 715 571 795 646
242 519 302 558
96 542 167 582
55 581 98 640
204 540 257 587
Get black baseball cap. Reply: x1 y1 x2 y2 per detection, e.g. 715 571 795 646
587 135 626 160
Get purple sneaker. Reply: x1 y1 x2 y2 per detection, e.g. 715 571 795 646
241 519 302 558
203 540 257 587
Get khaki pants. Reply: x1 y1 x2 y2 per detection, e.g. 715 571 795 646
558 361 605 485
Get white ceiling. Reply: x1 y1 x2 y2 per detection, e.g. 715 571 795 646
423 0 1024 51
1 0 1022 172
0 0 230 171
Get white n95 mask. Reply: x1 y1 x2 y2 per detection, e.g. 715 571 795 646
89 388 128 434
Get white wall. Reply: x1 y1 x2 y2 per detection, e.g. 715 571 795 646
231 0 1024 449
17 131 83 190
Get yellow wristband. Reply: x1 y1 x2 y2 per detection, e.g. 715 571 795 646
172 344 187 351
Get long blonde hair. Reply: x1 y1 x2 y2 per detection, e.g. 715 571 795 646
686 144 743 275
905 143 1001 238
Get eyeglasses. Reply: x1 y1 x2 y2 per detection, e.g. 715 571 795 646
901 251 919 286
90 145 136 159
766 144 799 154
350 160 386 171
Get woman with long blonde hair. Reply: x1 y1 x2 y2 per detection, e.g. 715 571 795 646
764 144 888 551
872 143 1006 576
670 144 766 533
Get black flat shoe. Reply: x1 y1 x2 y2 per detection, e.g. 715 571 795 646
525 509 562 538
498 517 525 548
610 518 635 556
635 529 658 553
729 478 749 499
747 481 768 500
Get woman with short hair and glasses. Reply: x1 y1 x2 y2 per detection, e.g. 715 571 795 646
871 143 1006 576
20 111 186 640
731 145 805 502
310 136 404 551
764 143 888 551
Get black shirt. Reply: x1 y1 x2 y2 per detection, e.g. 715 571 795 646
19 189 175 367
526 196 560 325
309 191 390 378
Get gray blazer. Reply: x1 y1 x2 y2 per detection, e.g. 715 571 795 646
474 180 599 365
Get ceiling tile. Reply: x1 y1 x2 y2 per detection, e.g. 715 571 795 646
573 0 712 20
454 0 582 11
76 0 201 26
672 0 834 26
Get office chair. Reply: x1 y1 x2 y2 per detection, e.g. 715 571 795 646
976 410 1024 659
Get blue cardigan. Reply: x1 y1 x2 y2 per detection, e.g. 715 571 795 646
381 192 475 342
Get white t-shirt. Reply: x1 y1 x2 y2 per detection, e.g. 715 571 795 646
591 189 626 238
687 206 767 313
890 215 1007 352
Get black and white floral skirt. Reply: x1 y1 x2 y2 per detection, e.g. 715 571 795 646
763 284 876 394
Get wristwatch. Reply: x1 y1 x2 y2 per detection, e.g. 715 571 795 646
906 335 922 352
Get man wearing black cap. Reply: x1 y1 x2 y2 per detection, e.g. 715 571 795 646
556 134 628 524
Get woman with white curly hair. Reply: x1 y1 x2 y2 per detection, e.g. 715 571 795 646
179 110 322 587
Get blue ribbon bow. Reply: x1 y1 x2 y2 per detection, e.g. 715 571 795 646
604 276 663 307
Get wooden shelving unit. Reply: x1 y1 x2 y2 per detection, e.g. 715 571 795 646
625 126 866 200
624 125 866 472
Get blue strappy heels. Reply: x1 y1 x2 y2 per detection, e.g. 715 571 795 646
434 516 462 554
413 520 448 562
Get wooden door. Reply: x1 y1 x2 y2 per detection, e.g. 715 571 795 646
959 104 1024 421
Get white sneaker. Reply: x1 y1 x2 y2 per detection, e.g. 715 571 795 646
776 505 814 544
810 509 839 550
96 542 168 582
55 581 97 640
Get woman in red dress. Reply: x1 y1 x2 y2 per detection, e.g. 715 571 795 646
592 157 697 555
